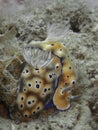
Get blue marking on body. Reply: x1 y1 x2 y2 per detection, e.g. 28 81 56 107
45 100 54 109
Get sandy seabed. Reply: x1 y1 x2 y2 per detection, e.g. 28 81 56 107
0 0 98 130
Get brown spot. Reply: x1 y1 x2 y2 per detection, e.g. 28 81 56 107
0 102 9 118
76 53 85 60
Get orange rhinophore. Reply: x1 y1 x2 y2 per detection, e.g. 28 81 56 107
53 86 71 110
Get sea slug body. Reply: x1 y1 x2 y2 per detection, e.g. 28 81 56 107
11 40 77 122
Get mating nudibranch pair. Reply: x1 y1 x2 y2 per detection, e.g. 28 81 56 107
12 40 77 121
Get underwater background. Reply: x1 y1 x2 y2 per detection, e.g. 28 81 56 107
0 0 98 129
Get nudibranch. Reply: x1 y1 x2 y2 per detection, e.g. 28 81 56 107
11 40 77 122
